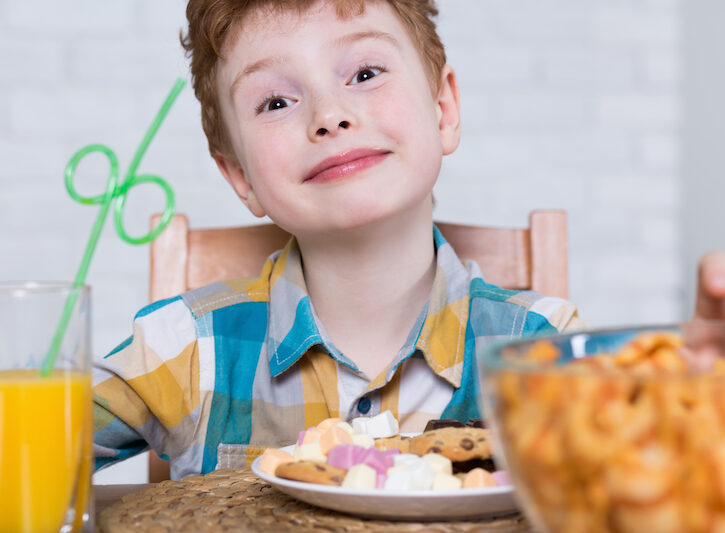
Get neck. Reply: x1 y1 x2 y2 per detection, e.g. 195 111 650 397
297 205 436 379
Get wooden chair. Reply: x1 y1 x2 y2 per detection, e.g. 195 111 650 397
147 209 568 481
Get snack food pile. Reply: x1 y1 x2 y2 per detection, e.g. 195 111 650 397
258 410 511 491
493 331 725 533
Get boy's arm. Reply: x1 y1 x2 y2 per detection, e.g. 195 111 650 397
93 357 150 470
524 295 588 335
695 250 725 319
93 297 201 471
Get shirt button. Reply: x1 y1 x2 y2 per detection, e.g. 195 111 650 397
357 396 371 414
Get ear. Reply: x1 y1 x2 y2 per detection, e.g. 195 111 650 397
435 64 461 156
214 154 267 218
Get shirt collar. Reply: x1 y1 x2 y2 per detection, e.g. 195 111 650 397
265 226 471 387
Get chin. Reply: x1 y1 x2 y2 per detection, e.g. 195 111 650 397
325 213 389 232
327 204 427 235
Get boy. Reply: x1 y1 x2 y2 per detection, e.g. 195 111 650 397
93 0 725 480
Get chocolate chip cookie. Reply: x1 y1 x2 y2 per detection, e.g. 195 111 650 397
423 419 465 431
275 460 347 486
373 435 411 453
409 427 491 462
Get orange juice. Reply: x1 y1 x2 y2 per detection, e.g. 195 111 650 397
0 370 92 533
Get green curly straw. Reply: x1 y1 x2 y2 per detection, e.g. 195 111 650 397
41 78 186 376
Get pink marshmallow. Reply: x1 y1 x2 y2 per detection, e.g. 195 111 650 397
327 444 399 474
492 470 511 486
327 444 368 470
298 430 306 446
360 447 395 475
376 472 387 489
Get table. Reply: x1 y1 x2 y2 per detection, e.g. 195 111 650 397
95 483 154 518
94 468 532 532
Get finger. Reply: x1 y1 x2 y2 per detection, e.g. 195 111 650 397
694 250 725 319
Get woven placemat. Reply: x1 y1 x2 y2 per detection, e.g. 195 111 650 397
97 468 531 533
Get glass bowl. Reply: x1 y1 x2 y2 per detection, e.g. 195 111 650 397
478 321 725 533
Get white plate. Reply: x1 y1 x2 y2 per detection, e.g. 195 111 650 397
250 445 518 521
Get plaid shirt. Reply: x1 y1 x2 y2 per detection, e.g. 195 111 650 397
93 225 582 479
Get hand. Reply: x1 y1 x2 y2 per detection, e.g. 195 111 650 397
694 250 725 319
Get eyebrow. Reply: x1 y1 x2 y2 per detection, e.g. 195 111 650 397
230 55 287 96
230 30 400 95
334 30 400 50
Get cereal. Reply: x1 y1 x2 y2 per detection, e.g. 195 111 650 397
491 331 725 533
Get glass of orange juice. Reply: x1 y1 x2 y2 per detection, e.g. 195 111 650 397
0 282 92 533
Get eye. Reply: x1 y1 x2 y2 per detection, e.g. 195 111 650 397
349 65 385 85
256 95 295 115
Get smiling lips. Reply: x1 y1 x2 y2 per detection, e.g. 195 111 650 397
304 148 390 184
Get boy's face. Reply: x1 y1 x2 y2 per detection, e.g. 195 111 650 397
214 0 460 236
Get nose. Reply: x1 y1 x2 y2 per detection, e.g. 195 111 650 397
307 95 356 141
315 120 350 137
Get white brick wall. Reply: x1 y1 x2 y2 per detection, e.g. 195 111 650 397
435 0 683 328
0 1 684 482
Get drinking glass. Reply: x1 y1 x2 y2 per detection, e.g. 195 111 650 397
0 282 93 533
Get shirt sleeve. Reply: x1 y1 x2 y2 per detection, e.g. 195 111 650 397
92 296 201 471
523 295 589 335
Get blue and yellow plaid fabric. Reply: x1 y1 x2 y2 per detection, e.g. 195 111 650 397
93 225 583 479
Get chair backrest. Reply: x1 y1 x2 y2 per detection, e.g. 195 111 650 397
146 209 568 481
150 210 568 302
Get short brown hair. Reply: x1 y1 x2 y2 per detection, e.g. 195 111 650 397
181 0 446 162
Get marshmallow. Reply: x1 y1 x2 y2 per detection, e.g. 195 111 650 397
360 447 396 475
327 444 368 470
335 421 354 435
342 464 377 489
352 410 399 438
294 441 326 462
258 449 294 476
386 465 406 476
302 428 323 445
392 453 422 468
384 459 434 491
404 459 435 490
384 470 415 491
352 417 369 435
367 410 399 438
319 426 353 455
351 433 375 448
433 472 462 490
462 468 498 488
492 470 512 486
316 417 342 432
421 453 452 475
327 444 396 475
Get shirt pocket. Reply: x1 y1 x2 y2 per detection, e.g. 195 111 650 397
216 443 270 469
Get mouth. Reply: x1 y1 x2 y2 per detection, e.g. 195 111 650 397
303 148 391 184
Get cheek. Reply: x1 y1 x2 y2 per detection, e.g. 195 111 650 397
369 88 442 196
238 123 296 178
372 85 440 148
